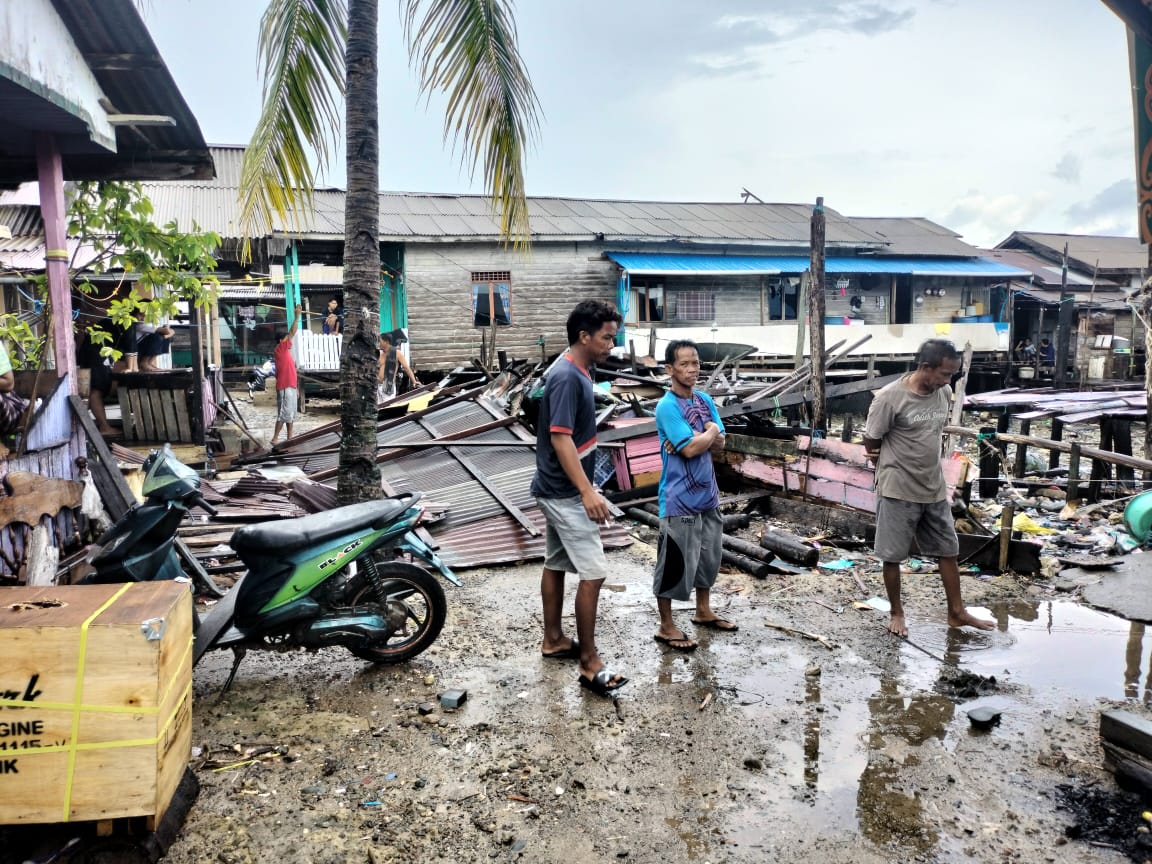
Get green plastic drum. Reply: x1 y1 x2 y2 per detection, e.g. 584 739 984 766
1124 489 1152 542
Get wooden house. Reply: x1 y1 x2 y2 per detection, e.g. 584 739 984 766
0 0 212 581
989 233 1145 383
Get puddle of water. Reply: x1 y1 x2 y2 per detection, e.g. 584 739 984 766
720 599 1149 857
959 600 1147 701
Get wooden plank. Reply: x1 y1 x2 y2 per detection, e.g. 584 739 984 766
171 388 192 443
160 388 180 442
117 387 136 441
725 433 798 459
797 435 870 469
1101 709 1152 760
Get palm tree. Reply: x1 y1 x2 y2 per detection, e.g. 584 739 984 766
239 0 539 504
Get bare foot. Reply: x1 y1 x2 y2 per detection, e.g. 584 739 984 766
887 613 908 637
948 610 995 631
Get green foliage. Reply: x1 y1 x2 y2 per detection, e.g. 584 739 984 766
7 181 222 369
237 0 348 250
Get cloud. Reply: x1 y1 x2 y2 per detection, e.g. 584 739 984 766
694 2 916 77
1065 179 1134 222
939 191 1050 247
1051 153 1080 182
1065 179 1138 236
717 2 916 43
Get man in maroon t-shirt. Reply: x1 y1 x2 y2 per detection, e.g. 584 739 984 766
270 311 301 445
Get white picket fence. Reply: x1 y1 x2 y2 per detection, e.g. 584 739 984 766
293 330 342 372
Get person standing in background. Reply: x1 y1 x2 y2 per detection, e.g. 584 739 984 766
270 311 301 445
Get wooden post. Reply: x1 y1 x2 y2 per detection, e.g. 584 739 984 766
188 304 206 446
1054 242 1075 388
999 502 1016 573
1114 419 1136 490
793 271 809 370
1067 442 1081 503
945 341 974 455
841 414 854 443
36 135 76 392
1049 418 1064 470
809 197 827 434
978 426 1000 499
1013 418 1032 478
1088 418 1114 503
209 297 223 370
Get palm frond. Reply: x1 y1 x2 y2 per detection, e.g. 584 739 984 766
238 0 348 254
403 0 541 247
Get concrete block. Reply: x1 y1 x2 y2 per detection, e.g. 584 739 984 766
440 689 468 710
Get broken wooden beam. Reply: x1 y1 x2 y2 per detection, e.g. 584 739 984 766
721 549 774 579
1101 709 1152 796
599 373 903 444
759 529 819 567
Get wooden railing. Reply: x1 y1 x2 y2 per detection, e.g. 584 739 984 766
294 331 342 372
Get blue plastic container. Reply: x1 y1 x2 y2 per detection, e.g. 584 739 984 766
977 314 993 323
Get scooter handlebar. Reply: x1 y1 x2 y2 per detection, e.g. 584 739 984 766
192 494 218 517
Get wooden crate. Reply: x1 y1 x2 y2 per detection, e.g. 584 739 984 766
0 581 192 826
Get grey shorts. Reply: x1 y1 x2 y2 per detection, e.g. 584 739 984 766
276 387 298 423
653 508 723 601
874 497 959 562
537 496 609 581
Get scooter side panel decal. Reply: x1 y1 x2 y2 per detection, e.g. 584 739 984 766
258 515 418 613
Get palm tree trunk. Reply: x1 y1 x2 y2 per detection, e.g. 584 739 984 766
337 0 382 504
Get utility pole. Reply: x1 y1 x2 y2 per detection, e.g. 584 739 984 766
809 197 827 433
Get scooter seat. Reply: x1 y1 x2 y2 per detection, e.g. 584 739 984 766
231 497 418 557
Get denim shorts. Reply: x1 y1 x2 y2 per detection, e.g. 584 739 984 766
536 495 609 581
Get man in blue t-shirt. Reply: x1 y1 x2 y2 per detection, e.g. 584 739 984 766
530 299 628 697
651 339 735 652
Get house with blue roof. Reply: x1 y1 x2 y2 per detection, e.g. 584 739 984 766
4 144 1033 374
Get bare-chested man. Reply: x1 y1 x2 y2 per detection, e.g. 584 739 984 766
862 338 994 638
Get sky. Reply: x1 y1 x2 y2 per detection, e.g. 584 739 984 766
144 0 1138 249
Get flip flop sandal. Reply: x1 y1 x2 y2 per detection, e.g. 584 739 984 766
692 618 739 632
654 634 698 652
542 639 581 660
578 668 629 697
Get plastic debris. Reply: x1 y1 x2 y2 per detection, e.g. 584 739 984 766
818 558 855 570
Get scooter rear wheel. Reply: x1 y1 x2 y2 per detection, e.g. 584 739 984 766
347 561 447 663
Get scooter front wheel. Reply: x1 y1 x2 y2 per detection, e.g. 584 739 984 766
347 561 447 663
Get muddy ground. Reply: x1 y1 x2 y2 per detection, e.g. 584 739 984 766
7 394 1152 864
157 539 1151 864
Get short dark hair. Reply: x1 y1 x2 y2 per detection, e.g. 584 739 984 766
565 300 622 346
1040 338 1050 344
275 331 287 342
665 339 699 365
379 332 392 345
915 338 960 368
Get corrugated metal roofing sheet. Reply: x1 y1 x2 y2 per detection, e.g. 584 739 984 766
605 251 1033 277
1000 231 1147 272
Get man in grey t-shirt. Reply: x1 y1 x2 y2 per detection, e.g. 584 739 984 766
863 339 994 638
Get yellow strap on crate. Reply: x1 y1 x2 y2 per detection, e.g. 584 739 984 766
62 583 132 821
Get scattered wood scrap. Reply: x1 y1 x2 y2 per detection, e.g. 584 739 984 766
763 621 837 650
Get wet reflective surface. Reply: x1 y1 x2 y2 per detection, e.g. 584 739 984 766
963 600 1144 701
713 599 1141 858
